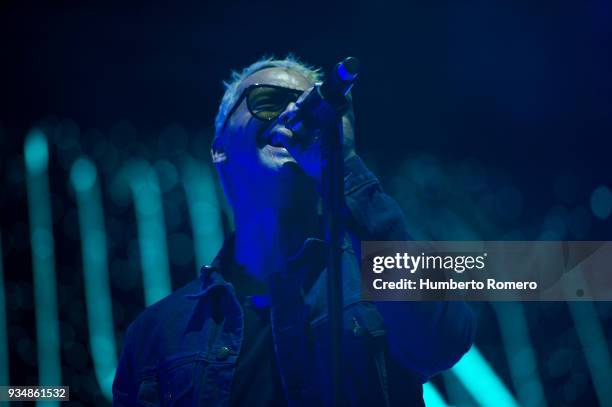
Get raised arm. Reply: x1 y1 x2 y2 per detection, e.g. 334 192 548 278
344 154 476 380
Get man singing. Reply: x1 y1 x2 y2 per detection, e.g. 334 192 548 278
113 55 475 406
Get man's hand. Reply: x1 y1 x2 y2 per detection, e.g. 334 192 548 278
266 86 356 182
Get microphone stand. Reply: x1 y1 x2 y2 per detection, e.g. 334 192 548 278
288 57 359 405
321 116 345 406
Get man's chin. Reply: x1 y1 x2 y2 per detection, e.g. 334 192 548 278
241 162 315 208
277 160 309 182
269 161 314 191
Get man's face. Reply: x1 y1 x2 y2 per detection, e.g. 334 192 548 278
219 67 315 206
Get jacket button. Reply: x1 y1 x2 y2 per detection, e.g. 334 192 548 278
216 346 231 360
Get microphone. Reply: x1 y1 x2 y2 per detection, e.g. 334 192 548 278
319 56 360 107
286 57 360 132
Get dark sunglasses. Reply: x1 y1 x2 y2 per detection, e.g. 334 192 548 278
220 84 304 133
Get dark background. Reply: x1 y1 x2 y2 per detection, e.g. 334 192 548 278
1 1 611 406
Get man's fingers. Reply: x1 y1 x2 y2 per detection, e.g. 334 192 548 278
265 85 322 153
270 126 297 148
286 119 322 151
295 86 315 106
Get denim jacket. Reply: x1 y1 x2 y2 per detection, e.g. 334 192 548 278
112 155 475 406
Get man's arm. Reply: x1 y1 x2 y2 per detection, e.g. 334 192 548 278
344 154 476 380
274 91 475 379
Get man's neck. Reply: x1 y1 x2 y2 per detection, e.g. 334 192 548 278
234 200 318 282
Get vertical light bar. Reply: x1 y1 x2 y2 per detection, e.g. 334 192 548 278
70 158 117 401
180 157 224 273
423 382 450 407
567 301 612 406
0 233 8 386
492 303 546 407
443 370 474 406
24 129 61 406
451 346 520 407
125 162 171 305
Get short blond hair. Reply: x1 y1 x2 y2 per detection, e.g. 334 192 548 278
214 54 323 136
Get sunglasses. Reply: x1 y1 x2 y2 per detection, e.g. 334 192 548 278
221 84 304 133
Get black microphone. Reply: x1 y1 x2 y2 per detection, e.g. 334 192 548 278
286 57 360 132
318 56 360 107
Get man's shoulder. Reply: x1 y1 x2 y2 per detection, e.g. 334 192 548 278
127 279 202 339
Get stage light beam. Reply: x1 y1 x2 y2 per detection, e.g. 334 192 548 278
180 157 224 274
568 301 612 406
0 233 8 386
451 346 520 407
423 382 451 407
70 157 118 401
492 302 546 407
121 161 172 305
24 129 61 407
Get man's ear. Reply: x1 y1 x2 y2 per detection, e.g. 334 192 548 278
210 136 228 164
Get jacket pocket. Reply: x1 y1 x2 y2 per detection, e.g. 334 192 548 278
308 302 389 406
158 353 200 406
137 376 160 407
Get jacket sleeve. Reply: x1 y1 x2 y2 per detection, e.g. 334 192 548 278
112 323 138 406
343 154 476 380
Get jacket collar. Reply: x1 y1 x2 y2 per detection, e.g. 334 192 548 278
185 234 236 300
186 233 330 301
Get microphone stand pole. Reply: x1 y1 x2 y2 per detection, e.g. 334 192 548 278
289 57 359 405
321 116 345 406
321 57 358 405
